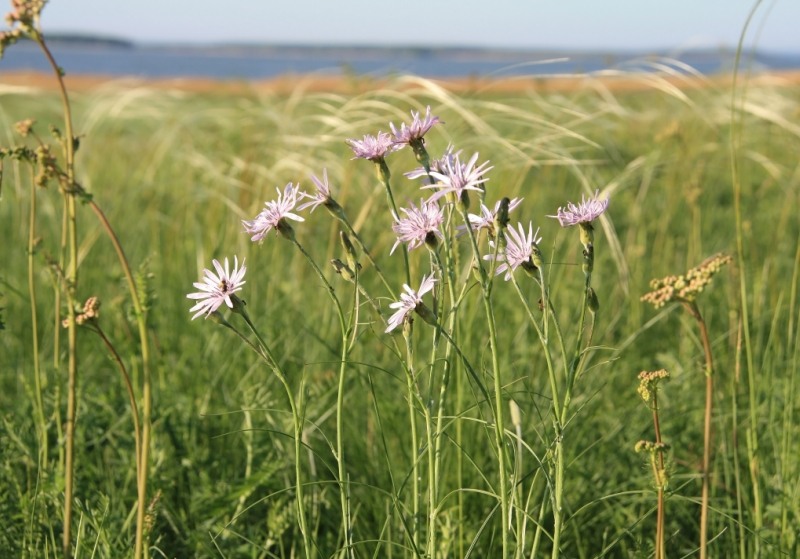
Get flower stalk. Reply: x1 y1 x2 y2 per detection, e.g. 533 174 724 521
642 253 732 559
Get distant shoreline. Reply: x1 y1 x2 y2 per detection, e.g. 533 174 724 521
2 69 800 95
29 35 800 59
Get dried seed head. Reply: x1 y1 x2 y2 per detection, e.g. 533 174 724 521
636 369 670 404
641 253 732 308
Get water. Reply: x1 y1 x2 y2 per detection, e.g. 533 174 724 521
2 42 799 80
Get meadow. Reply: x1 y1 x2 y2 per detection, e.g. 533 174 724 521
1 53 799 558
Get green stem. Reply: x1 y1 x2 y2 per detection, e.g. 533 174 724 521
290 235 354 557
237 310 313 559
509 277 562 421
456 205 510 556
335 213 395 297
289 235 352 556
336 276 357 558
86 200 152 559
651 391 666 559
336 332 353 558
27 171 48 466
429 248 458 558
33 33 78 559
729 4 764 556
375 159 410 285
401 331 421 551
88 323 142 495
508 272 565 558
684 301 714 559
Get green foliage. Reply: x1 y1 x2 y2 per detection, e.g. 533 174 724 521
1 73 799 557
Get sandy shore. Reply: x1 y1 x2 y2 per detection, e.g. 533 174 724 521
2 69 800 95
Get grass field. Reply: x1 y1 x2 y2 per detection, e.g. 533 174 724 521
1 63 799 558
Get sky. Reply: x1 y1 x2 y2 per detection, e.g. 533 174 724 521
38 0 800 53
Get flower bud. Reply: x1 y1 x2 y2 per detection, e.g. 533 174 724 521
587 287 599 313
339 231 359 270
509 399 522 428
331 258 356 282
495 197 510 231
531 245 544 270
414 302 438 328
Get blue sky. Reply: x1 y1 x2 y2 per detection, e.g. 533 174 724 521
40 0 799 52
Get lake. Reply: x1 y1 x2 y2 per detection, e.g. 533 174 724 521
2 42 799 80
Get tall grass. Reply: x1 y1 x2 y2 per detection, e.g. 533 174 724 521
1 60 799 557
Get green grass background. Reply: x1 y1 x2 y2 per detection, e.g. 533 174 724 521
1 72 798 557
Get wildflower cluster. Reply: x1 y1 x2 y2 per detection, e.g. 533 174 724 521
62 296 101 327
637 368 670 405
189 105 613 333
634 440 670 454
641 253 732 308
184 104 614 559
1 0 45 55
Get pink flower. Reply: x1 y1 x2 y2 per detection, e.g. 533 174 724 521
346 132 401 161
243 183 305 241
391 199 444 254
390 106 441 146
424 152 492 204
548 190 609 227
484 222 541 281
187 257 247 319
463 197 523 234
298 169 333 213
385 274 437 333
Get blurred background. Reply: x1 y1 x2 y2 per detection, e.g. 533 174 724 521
1 0 798 79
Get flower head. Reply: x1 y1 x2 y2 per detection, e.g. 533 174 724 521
298 169 333 213
484 222 542 281
425 152 492 205
637 369 670 405
243 183 305 242
390 106 441 147
641 253 732 308
385 274 437 333
346 131 401 162
4 0 44 28
549 190 610 227
462 197 523 236
391 199 444 254
187 256 247 320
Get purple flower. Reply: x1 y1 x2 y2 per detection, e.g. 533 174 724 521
391 199 444 254
405 144 461 181
385 274 437 333
549 190 609 227
463 197 524 234
346 132 401 161
484 222 542 281
298 169 332 213
187 256 247 320
425 152 493 204
243 183 305 242
390 106 441 146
